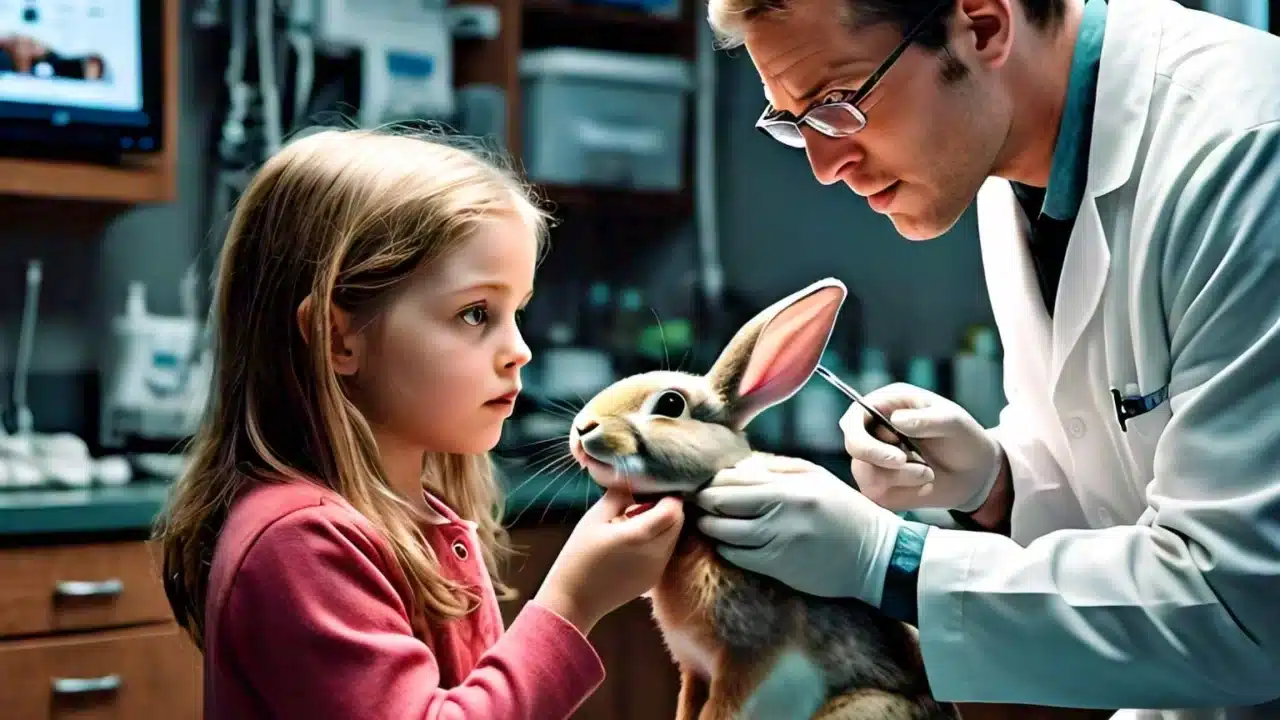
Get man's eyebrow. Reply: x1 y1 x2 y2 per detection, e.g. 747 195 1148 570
791 58 877 105
794 81 831 103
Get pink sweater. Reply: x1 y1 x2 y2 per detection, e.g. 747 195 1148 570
202 479 606 719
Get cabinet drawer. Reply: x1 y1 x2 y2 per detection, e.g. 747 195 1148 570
0 542 172 638
0 624 200 719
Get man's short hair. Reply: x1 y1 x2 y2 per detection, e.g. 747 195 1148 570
707 0 1067 52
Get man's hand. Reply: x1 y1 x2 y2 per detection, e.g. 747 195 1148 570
693 454 904 606
841 383 1003 513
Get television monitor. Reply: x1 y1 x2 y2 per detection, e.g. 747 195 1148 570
0 0 164 164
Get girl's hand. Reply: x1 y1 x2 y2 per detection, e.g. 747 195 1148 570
533 488 684 635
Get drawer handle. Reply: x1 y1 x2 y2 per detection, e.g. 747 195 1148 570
52 674 122 695
54 579 124 598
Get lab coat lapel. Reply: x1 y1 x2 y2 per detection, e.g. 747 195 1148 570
1046 0 1160 391
977 178 1051 368
1049 194 1110 391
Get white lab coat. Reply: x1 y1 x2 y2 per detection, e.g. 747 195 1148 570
914 0 1280 717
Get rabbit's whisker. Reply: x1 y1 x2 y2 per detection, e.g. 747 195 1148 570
547 397 583 419
521 441 572 464
508 457 580 527
508 434 571 451
504 453 577 502
538 407 577 422
539 470 581 525
650 307 670 371
528 452 578 481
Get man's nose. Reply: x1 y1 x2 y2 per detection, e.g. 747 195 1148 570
804 129 863 186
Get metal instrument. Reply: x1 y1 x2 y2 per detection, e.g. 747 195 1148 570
813 364 929 466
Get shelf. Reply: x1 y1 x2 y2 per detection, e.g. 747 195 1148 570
0 155 176 204
0 467 595 538
537 183 694 216
522 0 694 57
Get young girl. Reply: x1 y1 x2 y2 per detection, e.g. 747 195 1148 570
154 127 685 719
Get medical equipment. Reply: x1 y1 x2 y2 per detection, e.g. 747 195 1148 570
519 48 694 190
0 260 117 490
257 0 284 156
813 364 928 465
0 259 47 488
98 273 211 450
313 0 462 125
12 259 41 445
693 18 726 345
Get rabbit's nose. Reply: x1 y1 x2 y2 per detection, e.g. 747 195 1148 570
576 419 599 436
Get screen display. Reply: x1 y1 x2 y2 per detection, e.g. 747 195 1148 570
0 0 146 127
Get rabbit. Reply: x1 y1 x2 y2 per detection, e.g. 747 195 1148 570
567 277 961 720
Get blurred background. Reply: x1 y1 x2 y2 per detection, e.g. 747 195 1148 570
0 0 1270 717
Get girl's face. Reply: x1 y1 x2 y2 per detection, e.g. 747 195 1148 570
343 213 536 470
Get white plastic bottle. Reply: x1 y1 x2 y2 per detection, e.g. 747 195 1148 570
792 350 846 453
951 327 1004 428
856 347 893 394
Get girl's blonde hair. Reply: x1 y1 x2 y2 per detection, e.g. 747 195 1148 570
155 126 549 649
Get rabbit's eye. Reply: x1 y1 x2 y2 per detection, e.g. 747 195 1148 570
650 391 688 418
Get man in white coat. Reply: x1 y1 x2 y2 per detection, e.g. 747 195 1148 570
692 0 1280 716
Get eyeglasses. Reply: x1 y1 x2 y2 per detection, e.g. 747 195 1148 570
755 0 954 149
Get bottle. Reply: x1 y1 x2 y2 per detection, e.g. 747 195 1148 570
610 287 647 369
905 355 938 393
792 350 846 453
856 347 892 394
951 327 1004 428
582 282 612 348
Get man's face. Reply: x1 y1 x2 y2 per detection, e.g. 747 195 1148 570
744 0 1015 240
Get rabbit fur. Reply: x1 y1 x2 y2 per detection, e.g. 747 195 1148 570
568 278 960 720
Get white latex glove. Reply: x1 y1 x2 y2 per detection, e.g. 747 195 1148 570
693 454 904 606
840 383 1002 513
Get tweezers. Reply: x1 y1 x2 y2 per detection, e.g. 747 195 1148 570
813 364 929 466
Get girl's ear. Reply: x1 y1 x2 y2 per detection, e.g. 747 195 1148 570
296 295 362 376
707 278 846 430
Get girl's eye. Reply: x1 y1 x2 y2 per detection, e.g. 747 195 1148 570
460 305 488 326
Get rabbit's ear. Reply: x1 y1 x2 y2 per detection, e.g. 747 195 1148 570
708 278 847 430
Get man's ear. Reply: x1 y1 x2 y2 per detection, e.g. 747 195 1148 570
296 295 363 376
955 0 1015 71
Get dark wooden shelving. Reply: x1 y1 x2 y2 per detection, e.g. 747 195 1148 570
522 0 695 57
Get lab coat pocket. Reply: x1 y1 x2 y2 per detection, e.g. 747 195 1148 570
1118 396 1172 486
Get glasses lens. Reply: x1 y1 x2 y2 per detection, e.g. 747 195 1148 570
805 104 866 138
759 121 806 148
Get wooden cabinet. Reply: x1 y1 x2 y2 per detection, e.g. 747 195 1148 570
0 540 201 719
0 524 1112 720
